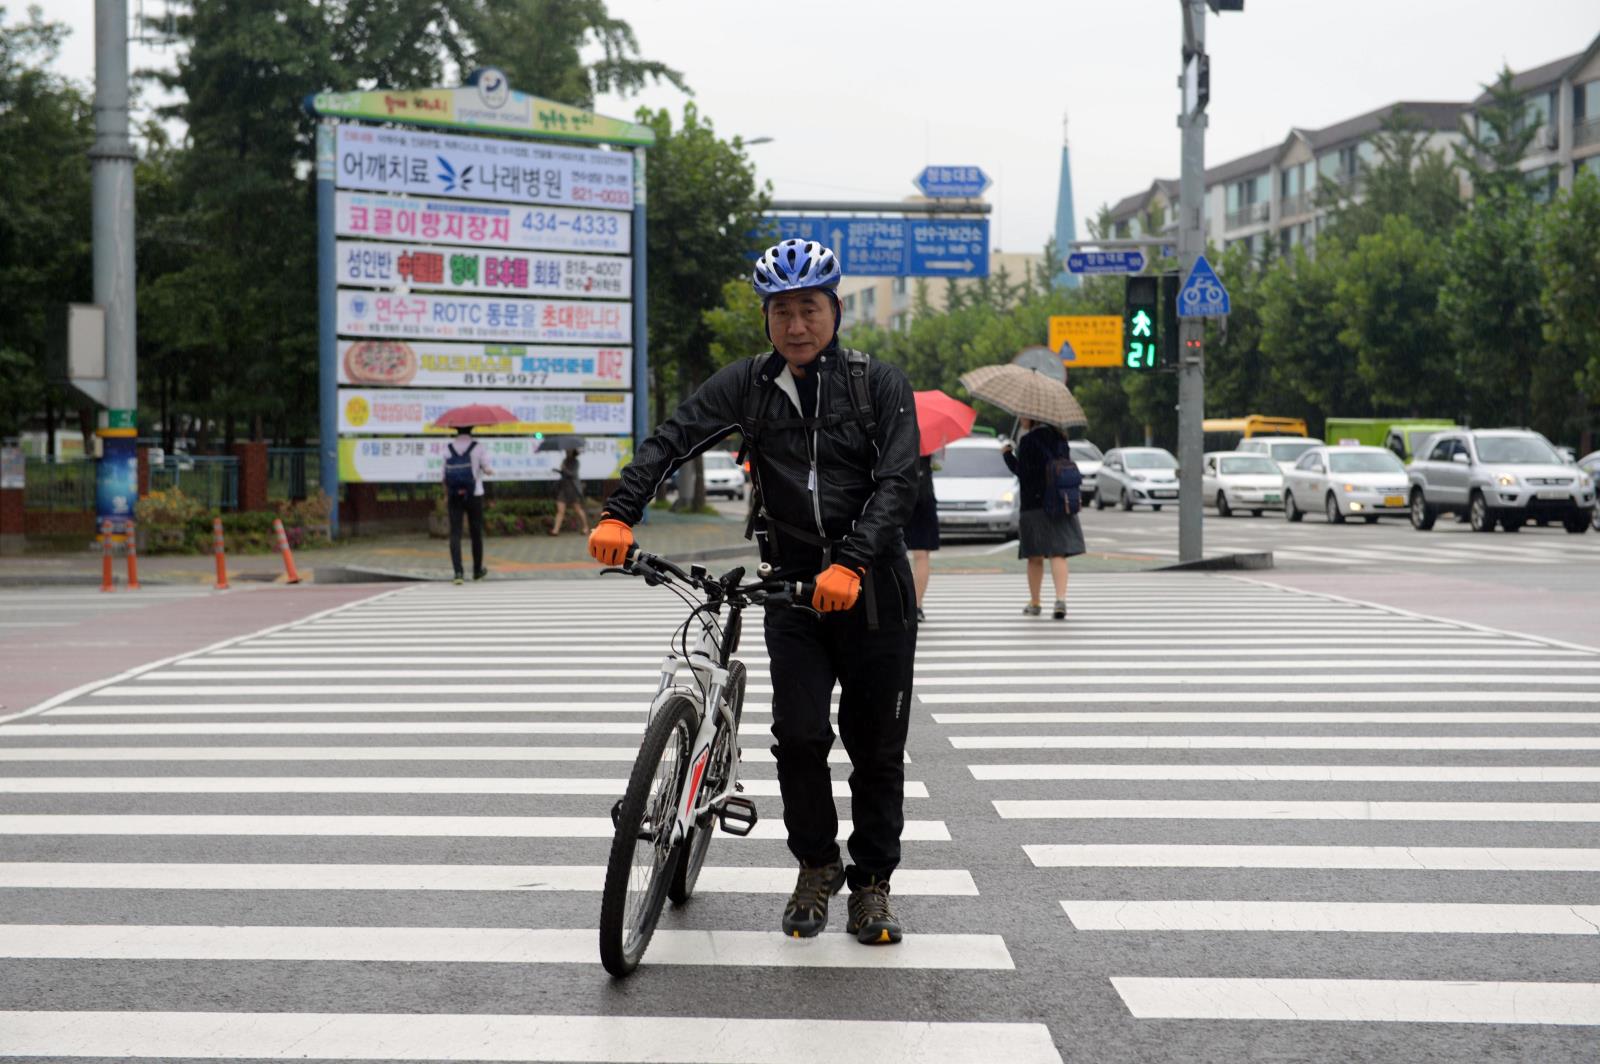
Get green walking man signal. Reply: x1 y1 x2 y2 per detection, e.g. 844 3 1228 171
1123 275 1160 370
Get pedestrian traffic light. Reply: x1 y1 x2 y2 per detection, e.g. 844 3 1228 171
1124 276 1159 370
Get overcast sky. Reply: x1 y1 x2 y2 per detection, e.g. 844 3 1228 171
36 0 1599 255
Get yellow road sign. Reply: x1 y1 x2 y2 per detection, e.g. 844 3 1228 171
1048 315 1124 368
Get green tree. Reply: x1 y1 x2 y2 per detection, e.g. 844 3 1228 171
1202 242 1269 420
451 0 685 108
0 5 93 441
1455 67 1539 201
1439 185 1545 428
637 102 766 508
1318 108 1463 248
1335 215 1455 417
1535 171 1600 448
1258 245 1362 431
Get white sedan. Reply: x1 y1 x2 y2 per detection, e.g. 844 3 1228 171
1283 445 1411 524
1202 451 1285 516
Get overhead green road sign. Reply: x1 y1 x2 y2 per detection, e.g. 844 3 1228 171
307 68 655 147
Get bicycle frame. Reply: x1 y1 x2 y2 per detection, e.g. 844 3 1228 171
645 599 744 856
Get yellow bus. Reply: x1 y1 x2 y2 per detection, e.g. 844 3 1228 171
1202 415 1308 453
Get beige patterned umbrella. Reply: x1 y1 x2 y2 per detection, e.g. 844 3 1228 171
959 364 1088 430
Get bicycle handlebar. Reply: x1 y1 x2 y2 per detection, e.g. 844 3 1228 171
614 546 814 609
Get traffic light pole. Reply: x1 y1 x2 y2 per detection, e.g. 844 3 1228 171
1176 0 1208 564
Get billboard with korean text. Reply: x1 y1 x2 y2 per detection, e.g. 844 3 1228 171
337 340 630 390
339 435 634 483
338 388 632 436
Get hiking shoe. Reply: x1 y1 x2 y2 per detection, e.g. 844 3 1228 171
846 879 903 945
781 861 845 938
1022 603 1042 616
1053 599 1066 620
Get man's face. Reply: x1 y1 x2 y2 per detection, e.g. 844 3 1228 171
766 289 835 370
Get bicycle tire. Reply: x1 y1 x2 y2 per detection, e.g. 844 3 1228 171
668 660 746 905
598 694 698 977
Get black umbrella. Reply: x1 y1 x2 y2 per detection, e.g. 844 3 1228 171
536 435 586 453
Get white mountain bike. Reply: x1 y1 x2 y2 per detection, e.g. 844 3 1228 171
597 549 813 977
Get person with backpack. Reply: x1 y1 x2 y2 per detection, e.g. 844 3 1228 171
1003 417 1085 619
441 428 493 584
588 239 921 946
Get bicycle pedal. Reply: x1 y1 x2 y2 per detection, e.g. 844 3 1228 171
609 797 623 829
717 795 758 836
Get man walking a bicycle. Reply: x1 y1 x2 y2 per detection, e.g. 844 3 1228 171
589 239 921 945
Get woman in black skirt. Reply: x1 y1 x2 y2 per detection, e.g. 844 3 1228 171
1003 418 1086 619
550 448 590 536
903 453 940 621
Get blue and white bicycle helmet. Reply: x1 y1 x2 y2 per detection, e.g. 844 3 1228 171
751 240 842 302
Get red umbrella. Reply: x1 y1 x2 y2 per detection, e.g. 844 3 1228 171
914 390 978 457
431 403 517 430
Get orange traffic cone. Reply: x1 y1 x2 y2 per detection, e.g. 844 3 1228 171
272 517 302 584
124 520 141 590
99 520 115 593
212 516 230 590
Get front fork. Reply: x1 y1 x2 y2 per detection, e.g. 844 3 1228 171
644 655 738 850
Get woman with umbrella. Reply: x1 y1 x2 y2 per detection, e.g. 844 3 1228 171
960 365 1088 620
910 390 978 621
544 436 591 537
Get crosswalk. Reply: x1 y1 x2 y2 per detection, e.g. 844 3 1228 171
1 572 1596 1060
938 575 1600 1049
1088 516 1600 567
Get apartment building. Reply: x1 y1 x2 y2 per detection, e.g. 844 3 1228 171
838 249 1047 332
1104 32 1600 256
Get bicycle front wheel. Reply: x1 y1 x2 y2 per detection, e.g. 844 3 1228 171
599 694 699 977
669 660 746 905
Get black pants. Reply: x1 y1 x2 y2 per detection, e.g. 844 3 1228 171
447 492 484 576
762 553 917 888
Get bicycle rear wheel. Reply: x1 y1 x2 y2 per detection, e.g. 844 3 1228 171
599 694 698 977
669 660 746 905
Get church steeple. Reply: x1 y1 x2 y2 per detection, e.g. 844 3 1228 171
1053 111 1079 289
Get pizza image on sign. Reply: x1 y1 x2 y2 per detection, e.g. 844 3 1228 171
343 340 420 386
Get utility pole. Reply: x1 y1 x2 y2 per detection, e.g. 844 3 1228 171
91 0 138 458
1175 0 1207 563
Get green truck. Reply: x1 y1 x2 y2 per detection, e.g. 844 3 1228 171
1324 418 1458 461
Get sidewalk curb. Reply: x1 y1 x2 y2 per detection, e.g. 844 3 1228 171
1154 551 1275 572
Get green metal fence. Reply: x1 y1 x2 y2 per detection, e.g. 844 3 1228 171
268 447 320 501
149 456 238 511
22 458 97 512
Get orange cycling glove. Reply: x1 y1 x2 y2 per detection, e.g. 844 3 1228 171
588 517 634 566
812 563 864 613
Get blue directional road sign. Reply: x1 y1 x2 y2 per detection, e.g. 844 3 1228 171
1177 254 1230 317
914 166 991 198
763 216 989 277
1066 250 1146 275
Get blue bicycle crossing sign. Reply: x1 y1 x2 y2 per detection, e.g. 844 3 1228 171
1177 254 1230 317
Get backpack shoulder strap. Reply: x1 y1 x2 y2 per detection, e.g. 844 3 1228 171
841 348 877 436
465 441 477 456
735 357 778 466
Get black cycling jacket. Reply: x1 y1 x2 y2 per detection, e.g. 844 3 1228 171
602 346 921 574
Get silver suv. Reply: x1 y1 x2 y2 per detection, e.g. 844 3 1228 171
1408 429 1596 533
